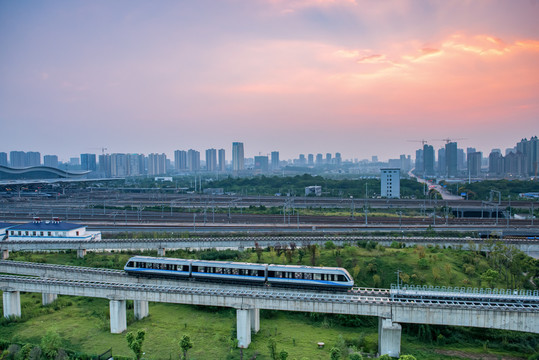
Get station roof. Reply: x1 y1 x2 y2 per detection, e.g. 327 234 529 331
9 221 86 231
0 222 14 229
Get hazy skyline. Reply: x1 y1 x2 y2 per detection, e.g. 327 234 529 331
1 1 538 162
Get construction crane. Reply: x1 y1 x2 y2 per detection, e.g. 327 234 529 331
434 138 466 144
407 139 429 146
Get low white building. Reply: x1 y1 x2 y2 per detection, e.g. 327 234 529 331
6 219 101 241
381 168 400 198
0 222 13 240
305 186 322 197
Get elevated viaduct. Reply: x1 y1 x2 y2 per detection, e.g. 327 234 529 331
1 261 538 357
2 235 539 259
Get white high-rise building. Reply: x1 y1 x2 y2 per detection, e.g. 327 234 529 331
206 148 217 171
381 168 400 198
218 149 226 172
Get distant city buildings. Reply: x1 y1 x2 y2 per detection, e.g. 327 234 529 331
3 134 537 181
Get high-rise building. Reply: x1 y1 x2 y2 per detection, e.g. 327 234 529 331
335 153 342 166
110 153 128 177
98 154 111 177
148 153 167 175
43 155 59 168
315 153 323 166
445 142 458 177
127 154 145 176
381 168 400 198
174 150 187 171
206 148 217 172
437 148 446 176
271 151 279 170
325 153 332 164
10 151 26 167
81 153 97 171
457 148 466 171
307 154 314 166
467 152 482 177
415 149 424 174
26 152 41 167
488 151 504 176
232 142 244 171
187 149 200 172
254 156 269 172
0 152 7 166
423 145 435 176
218 149 226 172
298 154 306 166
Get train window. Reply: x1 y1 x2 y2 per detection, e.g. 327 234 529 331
295 272 302 279
215 267 222 274
258 270 265 277
232 269 239 275
192 266 198 272
127 262 134 267
337 275 346 282
250 270 258 276
304 273 312 280
275 271 282 278
268 271 275 277
314 273 321 280
183 265 189 272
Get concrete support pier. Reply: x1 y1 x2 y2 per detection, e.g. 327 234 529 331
236 309 252 348
250 308 260 333
378 318 401 358
109 299 127 334
77 249 86 258
1 250 8 260
134 300 149 320
42 293 58 306
3 291 21 318
157 248 166 257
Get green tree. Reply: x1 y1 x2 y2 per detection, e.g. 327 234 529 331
481 269 499 288
279 349 289 360
349 354 363 360
179 335 193 360
399 355 417 360
40 330 62 359
126 329 146 360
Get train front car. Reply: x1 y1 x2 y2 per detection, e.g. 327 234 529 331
190 260 266 285
124 256 191 278
267 264 354 291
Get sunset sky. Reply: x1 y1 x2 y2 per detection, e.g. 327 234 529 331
1 0 538 162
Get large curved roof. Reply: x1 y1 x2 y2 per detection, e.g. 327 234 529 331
0 165 90 180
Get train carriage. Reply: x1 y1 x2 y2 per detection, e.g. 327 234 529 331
190 260 266 284
267 264 353 290
124 256 191 278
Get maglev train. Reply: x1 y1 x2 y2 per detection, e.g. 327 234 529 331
124 256 354 291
